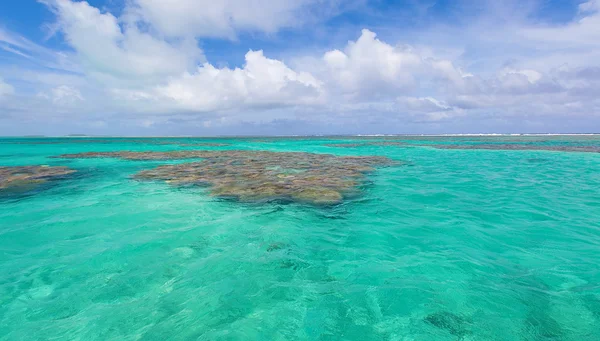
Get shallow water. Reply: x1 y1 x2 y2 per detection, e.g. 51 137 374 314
1 136 599 340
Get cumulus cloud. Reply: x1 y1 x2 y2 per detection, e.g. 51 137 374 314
323 29 422 96
156 50 323 111
113 29 467 113
317 29 472 100
42 0 204 82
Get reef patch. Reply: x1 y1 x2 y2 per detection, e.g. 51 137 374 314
428 144 600 153
0 166 76 192
57 150 394 205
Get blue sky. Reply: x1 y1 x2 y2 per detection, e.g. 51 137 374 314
0 0 598 135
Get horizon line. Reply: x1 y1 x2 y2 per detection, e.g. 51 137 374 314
1 133 600 138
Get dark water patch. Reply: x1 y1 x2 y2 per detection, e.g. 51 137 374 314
521 310 564 340
279 258 309 271
263 205 286 214
179 143 230 147
91 276 144 304
324 143 366 148
318 212 347 220
266 242 289 252
188 238 210 254
25 298 83 321
213 194 301 206
507 273 567 340
0 153 35 159
582 293 600 319
424 311 472 338
68 233 94 241
324 142 409 148
527 158 551 163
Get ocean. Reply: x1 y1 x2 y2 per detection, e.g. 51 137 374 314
1 136 599 340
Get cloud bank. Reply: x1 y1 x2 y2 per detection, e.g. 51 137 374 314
0 0 599 134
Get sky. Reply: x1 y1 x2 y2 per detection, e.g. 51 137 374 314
0 0 599 136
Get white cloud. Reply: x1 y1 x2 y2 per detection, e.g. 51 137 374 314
128 0 343 39
501 68 542 84
127 30 467 113
396 96 451 113
318 29 473 100
0 78 14 97
38 85 83 106
323 29 422 96
116 50 324 112
43 0 204 82
160 50 323 110
522 0 600 46
0 26 78 72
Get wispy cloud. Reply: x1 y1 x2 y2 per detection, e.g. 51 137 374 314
0 25 79 72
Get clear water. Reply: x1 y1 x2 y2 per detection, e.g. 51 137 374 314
1 137 599 340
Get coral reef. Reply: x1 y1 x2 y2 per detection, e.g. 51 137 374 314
322 140 600 153
0 166 76 192
57 150 212 160
57 150 394 205
428 144 600 153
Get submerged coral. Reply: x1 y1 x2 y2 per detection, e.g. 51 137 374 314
57 150 212 160
178 143 230 147
428 144 600 153
57 150 394 205
324 143 365 148
324 142 408 148
320 139 600 153
0 166 76 192
5 138 230 147
424 312 471 338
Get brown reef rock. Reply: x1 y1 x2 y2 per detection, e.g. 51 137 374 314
0 166 76 192
57 150 394 205
428 144 600 153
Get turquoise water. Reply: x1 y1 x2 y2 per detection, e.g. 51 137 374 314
1 136 599 340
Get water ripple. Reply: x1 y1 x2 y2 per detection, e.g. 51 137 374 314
0 137 599 340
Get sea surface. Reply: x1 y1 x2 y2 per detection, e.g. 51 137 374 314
1 136 599 340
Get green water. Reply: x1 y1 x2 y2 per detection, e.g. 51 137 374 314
1 136 599 340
